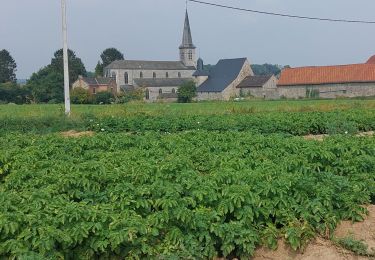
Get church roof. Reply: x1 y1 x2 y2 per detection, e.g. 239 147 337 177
179 10 196 49
105 60 195 70
134 78 192 87
197 58 248 92
238 75 273 88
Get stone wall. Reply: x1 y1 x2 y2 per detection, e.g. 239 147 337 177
109 69 195 92
278 83 375 99
145 86 179 102
196 92 223 101
238 75 278 99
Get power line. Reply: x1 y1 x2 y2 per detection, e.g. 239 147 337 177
188 0 375 24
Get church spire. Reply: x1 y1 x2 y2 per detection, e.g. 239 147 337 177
180 9 196 49
179 9 197 67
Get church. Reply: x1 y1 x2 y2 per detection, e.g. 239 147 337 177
103 10 259 101
104 10 198 101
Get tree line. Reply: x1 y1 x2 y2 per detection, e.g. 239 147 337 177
0 48 285 104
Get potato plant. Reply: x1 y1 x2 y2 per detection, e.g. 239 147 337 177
0 131 374 259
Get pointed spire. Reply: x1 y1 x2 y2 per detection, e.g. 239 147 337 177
180 10 196 49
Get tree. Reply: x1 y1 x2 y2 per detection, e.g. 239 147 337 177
50 49 87 84
27 66 64 103
0 49 17 83
177 81 196 103
251 64 283 76
95 48 124 76
0 82 29 104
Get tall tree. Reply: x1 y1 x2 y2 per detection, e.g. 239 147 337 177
0 49 17 83
50 49 87 83
95 48 124 76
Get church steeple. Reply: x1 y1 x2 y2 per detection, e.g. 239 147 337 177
179 9 197 68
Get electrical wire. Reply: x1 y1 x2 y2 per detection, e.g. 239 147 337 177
188 0 375 24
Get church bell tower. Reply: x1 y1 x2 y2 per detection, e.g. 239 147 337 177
179 10 197 68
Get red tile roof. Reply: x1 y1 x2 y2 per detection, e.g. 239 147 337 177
367 55 375 64
278 63 375 86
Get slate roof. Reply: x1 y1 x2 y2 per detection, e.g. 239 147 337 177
81 77 114 86
160 93 178 99
134 78 191 87
105 60 195 70
180 10 195 49
237 75 273 88
278 64 375 86
367 55 375 64
193 70 210 77
197 58 248 92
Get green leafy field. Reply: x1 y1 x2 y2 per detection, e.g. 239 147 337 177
0 101 374 259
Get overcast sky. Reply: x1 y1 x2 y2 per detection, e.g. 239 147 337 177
1 0 375 79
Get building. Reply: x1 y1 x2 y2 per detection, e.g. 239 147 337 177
196 58 253 101
72 76 117 95
104 10 197 101
278 56 375 99
237 75 278 99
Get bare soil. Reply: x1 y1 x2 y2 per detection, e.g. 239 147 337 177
303 131 374 141
252 205 375 260
61 130 94 138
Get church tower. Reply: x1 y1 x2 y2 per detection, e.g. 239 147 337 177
179 10 197 68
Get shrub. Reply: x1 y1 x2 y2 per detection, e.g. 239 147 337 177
71 87 92 104
116 89 144 103
94 91 114 104
177 81 196 103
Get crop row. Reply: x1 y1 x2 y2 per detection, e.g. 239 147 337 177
1 132 374 258
1 109 375 135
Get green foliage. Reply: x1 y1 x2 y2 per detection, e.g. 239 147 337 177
0 49 17 83
335 236 373 256
177 80 196 103
26 49 86 103
95 48 124 77
71 87 92 104
26 66 64 103
50 49 87 84
251 64 282 76
116 89 144 103
0 82 29 104
306 88 320 99
94 91 114 104
0 131 374 258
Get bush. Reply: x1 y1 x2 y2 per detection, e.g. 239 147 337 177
94 91 113 104
177 81 196 103
71 87 92 104
116 89 144 103
0 82 30 104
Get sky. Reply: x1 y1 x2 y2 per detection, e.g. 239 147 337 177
1 0 375 79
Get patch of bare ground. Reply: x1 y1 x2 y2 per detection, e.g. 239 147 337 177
252 205 375 260
303 131 374 141
61 130 94 138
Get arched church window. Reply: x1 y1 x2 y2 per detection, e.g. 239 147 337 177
140 72 143 78
178 72 181 78
172 88 175 94
124 72 129 84
153 72 156 79
188 50 193 60
166 72 169 78
111 72 116 78
145 89 150 100
159 89 163 95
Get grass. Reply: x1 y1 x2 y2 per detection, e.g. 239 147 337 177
334 236 374 256
1 99 375 119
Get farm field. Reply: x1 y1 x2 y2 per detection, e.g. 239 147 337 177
0 100 375 259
